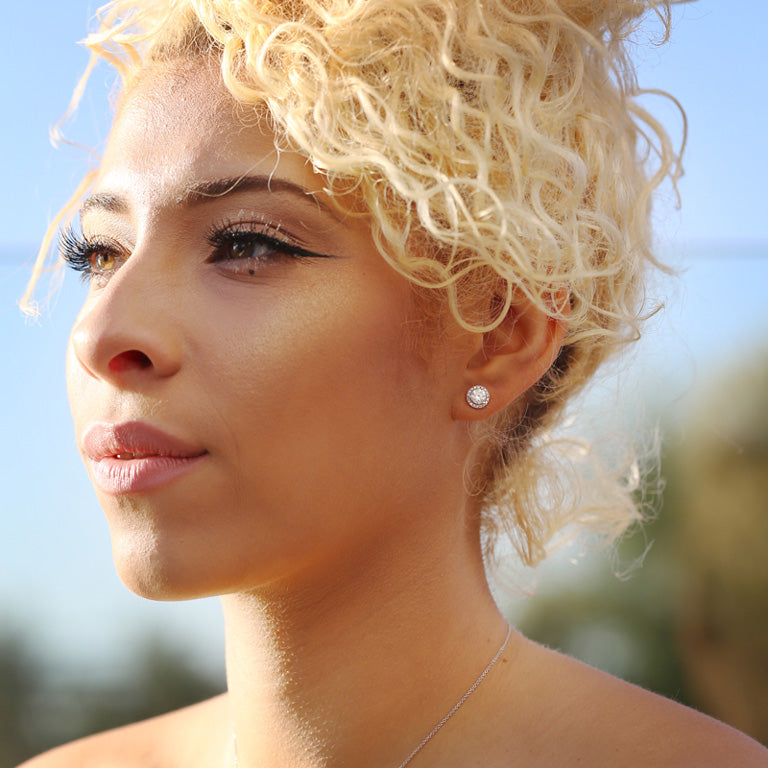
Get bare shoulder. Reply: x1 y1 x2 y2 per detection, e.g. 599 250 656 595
505 638 768 767
18 694 230 768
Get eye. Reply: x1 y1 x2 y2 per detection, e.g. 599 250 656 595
218 234 284 272
206 221 335 277
60 225 126 286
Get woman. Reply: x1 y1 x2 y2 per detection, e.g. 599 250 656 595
22 0 768 765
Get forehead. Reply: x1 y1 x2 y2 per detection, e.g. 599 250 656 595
96 61 320 207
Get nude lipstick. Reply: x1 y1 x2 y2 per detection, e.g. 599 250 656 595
82 421 207 494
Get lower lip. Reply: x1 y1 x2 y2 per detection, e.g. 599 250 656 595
89 454 207 494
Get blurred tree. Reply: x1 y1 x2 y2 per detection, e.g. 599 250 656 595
671 356 768 743
72 637 226 737
512 354 768 745
512 513 692 705
3 635 225 768
0 634 41 767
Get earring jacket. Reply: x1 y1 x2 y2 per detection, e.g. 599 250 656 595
466 385 490 409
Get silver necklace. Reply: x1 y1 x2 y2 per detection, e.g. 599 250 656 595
232 623 512 768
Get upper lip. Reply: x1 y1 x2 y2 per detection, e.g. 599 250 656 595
82 421 207 461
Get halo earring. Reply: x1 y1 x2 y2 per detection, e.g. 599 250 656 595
466 385 490 409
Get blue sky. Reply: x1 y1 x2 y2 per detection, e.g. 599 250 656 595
1 1 767 673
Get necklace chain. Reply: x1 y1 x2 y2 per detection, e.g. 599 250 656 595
232 623 512 768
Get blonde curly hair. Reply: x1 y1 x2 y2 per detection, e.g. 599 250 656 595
26 0 684 567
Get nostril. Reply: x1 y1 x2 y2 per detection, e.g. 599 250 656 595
108 349 153 373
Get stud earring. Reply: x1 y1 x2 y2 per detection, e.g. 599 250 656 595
466 385 490 409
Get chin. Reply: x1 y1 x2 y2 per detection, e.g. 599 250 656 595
110 528 221 602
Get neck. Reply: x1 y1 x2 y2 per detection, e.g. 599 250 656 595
222 517 509 768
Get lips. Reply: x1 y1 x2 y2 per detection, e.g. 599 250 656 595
82 421 208 494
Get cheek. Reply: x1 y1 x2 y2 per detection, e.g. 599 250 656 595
206 275 428 420
200 273 442 502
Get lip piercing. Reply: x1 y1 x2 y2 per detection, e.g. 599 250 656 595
466 385 490 409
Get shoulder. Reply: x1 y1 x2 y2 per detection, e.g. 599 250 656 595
508 638 768 767
17 694 230 768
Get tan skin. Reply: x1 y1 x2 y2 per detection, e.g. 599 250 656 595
23 61 767 768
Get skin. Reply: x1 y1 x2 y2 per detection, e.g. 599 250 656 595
22 61 768 768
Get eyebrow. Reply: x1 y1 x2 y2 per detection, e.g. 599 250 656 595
80 175 339 218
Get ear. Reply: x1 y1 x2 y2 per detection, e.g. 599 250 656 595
452 290 568 420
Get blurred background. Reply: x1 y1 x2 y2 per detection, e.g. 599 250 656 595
1 1 767 764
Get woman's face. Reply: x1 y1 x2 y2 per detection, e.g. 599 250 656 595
66 62 471 599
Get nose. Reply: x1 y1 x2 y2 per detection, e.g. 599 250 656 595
69 259 183 388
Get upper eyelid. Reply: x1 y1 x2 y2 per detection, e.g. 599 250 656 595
80 236 129 260
60 225 123 256
207 218 298 245
73 223 132 253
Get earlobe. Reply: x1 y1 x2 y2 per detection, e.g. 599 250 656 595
455 290 568 421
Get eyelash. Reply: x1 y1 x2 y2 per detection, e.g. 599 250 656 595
60 220 332 284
